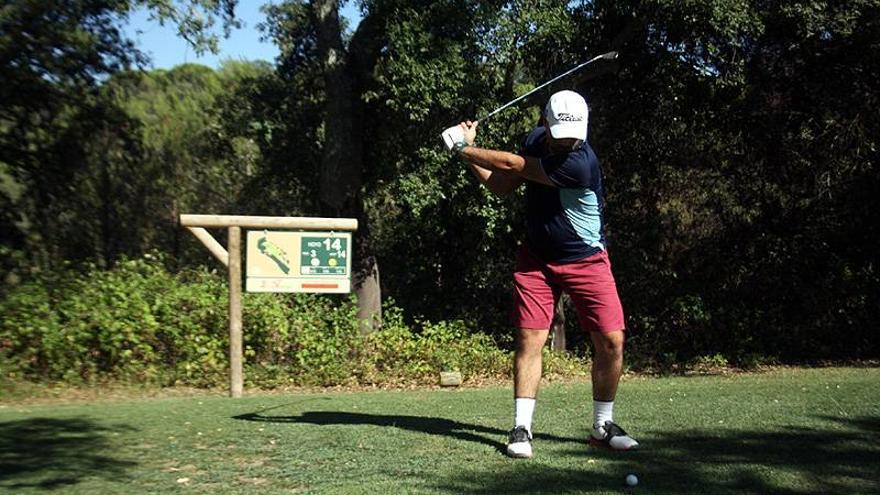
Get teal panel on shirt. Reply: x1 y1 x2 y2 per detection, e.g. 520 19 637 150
559 188 604 249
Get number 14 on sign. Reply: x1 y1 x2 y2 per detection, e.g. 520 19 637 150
323 238 345 257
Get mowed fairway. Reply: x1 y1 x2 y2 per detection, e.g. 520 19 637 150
1 367 878 494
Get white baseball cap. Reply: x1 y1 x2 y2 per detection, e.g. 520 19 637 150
544 90 589 141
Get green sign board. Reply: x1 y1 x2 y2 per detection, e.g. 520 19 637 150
300 236 348 275
246 231 352 293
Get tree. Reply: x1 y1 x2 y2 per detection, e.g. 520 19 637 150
0 0 239 270
3 0 878 364
263 0 618 334
96 63 257 264
576 0 880 361
263 0 384 331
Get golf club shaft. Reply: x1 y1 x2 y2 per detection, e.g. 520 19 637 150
479 51 618 122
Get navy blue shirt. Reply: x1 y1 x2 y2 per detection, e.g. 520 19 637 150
519 127 606 262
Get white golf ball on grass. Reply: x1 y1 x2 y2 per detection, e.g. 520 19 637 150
625 473 638 487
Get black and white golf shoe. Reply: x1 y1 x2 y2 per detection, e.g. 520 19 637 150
589 420 639 451
506 425 533 458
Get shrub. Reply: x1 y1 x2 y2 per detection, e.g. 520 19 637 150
1 257 588 388
361 311 511 384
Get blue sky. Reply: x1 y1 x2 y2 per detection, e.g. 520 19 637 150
124 2 363 69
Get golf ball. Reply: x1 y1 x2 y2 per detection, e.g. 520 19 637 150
625 474 638 486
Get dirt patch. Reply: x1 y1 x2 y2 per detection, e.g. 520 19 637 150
2 361 877 405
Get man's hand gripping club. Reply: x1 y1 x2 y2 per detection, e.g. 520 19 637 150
442 120 478 153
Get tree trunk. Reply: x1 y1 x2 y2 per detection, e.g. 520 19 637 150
355 249 381 333
312 0 359 212
550 294 567 352
312 0 381 331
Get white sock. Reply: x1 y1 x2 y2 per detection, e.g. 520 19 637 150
514 397 536 433
593 400 614 428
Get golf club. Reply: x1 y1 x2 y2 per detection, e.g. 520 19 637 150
442 50 618 149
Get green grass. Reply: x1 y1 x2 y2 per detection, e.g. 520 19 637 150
1 367 878 494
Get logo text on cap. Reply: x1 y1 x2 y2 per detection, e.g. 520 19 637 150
555 112 583 122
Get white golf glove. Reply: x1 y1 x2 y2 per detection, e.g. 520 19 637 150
441 125 468 152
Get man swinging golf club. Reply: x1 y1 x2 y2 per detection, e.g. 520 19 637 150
445 90 638 458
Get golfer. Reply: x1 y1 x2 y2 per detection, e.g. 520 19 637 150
449 90 638 458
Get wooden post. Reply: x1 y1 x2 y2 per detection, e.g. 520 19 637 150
180 214 358 397
228 226 243 398
180 214 357 231
186 227 228 266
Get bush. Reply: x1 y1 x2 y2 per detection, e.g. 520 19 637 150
1 256 587 388
0 257 228 385
360 310 511 384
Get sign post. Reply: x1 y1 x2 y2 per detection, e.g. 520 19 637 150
228 226 243 398
179 214 358 397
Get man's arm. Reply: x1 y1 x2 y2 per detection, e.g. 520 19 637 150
467 162 525 196
460 146 553 187
455 120 554 187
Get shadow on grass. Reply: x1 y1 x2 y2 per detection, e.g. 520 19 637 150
0 417 137 490
233 410 583 454
235 409 879 494
435 415 880 494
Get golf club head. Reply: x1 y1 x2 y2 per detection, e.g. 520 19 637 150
601 51 619 60
441 124 465 150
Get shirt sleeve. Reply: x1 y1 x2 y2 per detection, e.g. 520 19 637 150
541 151 592 188
518 127 544 156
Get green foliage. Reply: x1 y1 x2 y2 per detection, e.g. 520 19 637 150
593 0 880 363
361 310 512 383
0 257 552 387
0 257 228 385
2 0 879 372
0 1 257 272
136 0 240 55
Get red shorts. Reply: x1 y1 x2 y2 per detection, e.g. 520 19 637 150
512 245 625 333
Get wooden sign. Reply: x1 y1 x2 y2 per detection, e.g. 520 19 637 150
245 231 352 293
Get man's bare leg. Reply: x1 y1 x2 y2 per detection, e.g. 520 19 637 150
588 329 638 450
515 328 550 399
507 328 549 458
590 330 624 401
